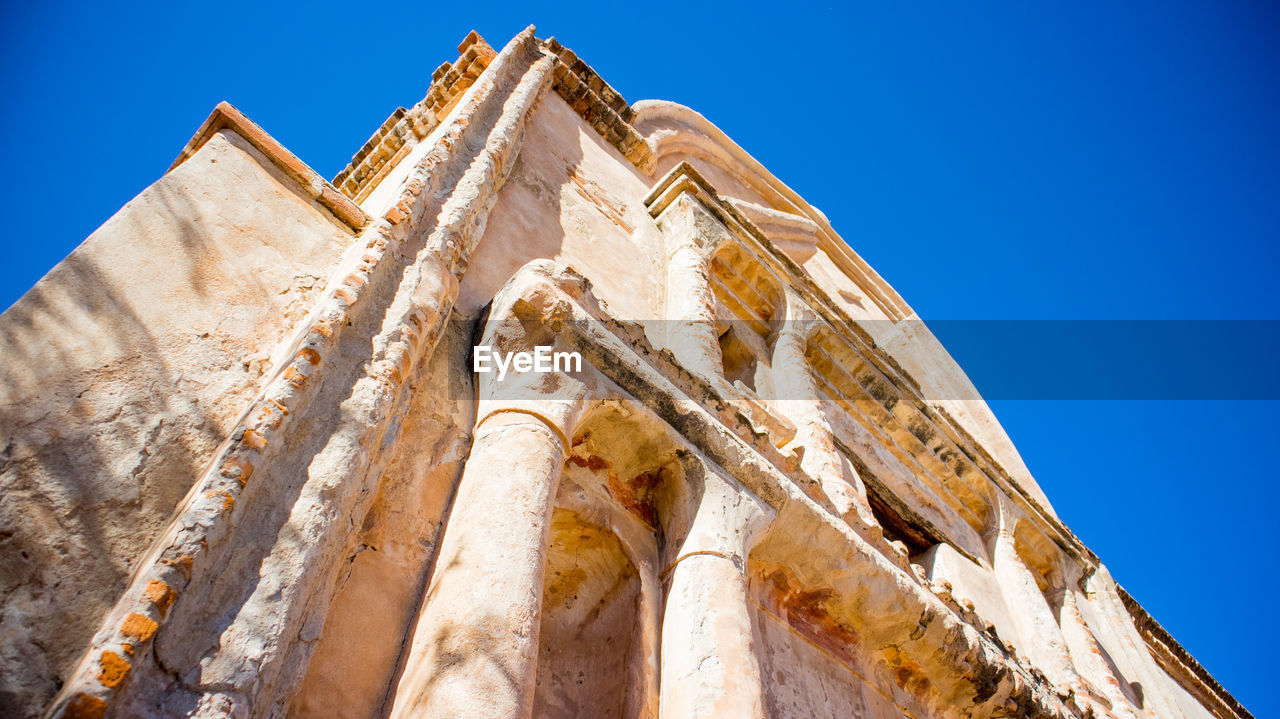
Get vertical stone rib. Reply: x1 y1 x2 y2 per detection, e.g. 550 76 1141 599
658 465 774 719
772 294 877 530
1055 579 1140 717
1084 566 1184 718
45 26 554 719
191 30 556 718
987 510 1084 698
658 195 725 379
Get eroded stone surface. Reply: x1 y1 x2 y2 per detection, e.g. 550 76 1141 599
0 128 354 717
0 27 1247 719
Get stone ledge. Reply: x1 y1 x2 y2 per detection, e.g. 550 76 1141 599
170 101 368 231
644 162 1111 585
1119 586 1253 719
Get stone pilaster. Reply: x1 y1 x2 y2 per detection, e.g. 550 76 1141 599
988 502 1085 696
389 258 590 718
658 464 775 719
772 293 877 529
1053 566 1141 717
389 408 575 718
656 193 727 379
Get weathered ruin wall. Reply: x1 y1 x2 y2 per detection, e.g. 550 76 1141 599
751 605 905 719
289 316 475 719
458 92 661 320
0 27 1245 718
0 130 355 716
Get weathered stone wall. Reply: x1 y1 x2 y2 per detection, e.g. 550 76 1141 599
751 606 904 718
288 316 474 718
0 130 355 716
0 27 1247 719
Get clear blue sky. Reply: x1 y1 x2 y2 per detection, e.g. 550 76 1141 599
3 1 1276 713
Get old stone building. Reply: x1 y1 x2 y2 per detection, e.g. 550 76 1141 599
0 27 1249 719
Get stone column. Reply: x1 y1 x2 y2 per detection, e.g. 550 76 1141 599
659 463 775 719
1052 566 1140 717
389 406 575 719
658 194 725 379
987 503 1084 695
771 297 877 529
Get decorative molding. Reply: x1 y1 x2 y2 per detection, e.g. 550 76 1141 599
170 101 368 230
542 37 654 173
632 99 913 321
332 31 498 202
457 260 1083 719
726 197 821 264
1119 586 1253 719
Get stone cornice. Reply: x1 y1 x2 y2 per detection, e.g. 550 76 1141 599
332 31 657 206
170 101 368 231
1118 586 1253 719
645 163 1030 541
479 260 1083 719
544 48 1085 571
632 99 913 322
542 37 654 172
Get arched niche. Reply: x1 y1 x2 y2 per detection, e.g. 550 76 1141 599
537 402 688 719
534 508 643 719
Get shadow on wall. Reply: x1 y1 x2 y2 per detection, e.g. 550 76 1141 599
0 196 229 715
289 95 595 719
0 128 350 717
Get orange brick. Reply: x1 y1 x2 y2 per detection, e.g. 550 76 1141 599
144 579 176 614
61 693 108 719
120 612 158 642
97 651 130 689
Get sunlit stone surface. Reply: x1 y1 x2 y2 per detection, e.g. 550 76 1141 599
0 27 1247 719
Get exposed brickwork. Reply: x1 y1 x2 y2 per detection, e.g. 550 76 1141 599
60 694 107 719
332 32 497 200
334 31 656 205
96 651 130 689
143 579 175 615
119 612 158 642
543 37 653 171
